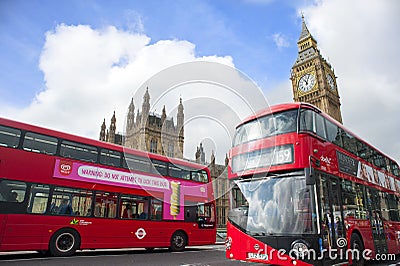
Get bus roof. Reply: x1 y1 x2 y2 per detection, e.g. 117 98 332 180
238 102 317 127
0 116 207 171
236 102 399 165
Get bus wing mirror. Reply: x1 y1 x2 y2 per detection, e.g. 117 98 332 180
305 168 315 185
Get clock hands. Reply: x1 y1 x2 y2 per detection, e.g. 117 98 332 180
298 74 315 92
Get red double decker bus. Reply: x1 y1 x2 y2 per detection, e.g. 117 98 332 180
0 117 216 256
226 103 400 265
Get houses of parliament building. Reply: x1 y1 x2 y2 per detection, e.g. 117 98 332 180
100 88 184 159
99 16 343 229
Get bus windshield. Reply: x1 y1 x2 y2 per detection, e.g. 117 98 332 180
229 176 317 236
232 109 297 147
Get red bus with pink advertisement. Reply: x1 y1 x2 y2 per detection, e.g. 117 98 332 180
0 117 215 256
226 103 400 265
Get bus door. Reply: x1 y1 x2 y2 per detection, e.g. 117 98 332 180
184 201 197 223
366 188 388 254
318 174 346 262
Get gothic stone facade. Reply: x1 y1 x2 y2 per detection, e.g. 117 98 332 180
100 88 184 159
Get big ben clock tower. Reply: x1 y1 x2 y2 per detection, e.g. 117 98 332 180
291 15 343 123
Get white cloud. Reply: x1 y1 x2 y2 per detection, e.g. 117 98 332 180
294 0 400 162
0 23 247 164
271 33 290 49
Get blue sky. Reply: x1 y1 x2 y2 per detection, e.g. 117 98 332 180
0 0 299 107
1 0 400 164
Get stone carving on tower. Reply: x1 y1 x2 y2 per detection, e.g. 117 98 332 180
99 119 106 141
108 111 116 144
290 15 343 123
99 111 123 145
195 143 206 164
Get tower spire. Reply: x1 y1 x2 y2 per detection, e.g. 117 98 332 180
161 105 166 125
99 118 106 141
177 98 184 136
298 14 316 42
127 98 135 129
108 111 116 143
141 87 150 126
299 14 308 40
295 15 319 63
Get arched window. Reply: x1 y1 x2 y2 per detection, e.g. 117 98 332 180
167 142 174 157
150 139 157 153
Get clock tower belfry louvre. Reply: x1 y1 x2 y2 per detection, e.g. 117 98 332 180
291 15 343 124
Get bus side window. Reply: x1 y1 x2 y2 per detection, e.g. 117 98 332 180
150 198 162 220
299 109 326 139
123 154 151 173
191 170 208 183
151 159 168 176
50 188 73 215
94 191 117 218
315 113 326 139
0 125 21 148
169 164 190 180
0 180 27 203
191 171 201 182
100 149 122 167
386 194 399 222
60 140 98 163
120 194 135 219
299 109 314 132
27 184 50 214
198 170 208 183
70 189 93 217
56 198 73 215
22 132 58 155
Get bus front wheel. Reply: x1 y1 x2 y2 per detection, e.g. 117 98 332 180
49 228 80 257
170 231 187 252
350 234 365 266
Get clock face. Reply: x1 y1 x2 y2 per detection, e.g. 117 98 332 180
298 73 316 92
326 74 336 90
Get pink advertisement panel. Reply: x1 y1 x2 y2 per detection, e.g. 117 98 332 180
53 159 209 220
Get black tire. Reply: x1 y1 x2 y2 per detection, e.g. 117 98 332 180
170 231 187 252
49 228 80 257
37 250 50 256
350 234 365 266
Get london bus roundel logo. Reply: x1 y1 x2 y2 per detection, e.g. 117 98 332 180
135 228 147 239
59 160 73 175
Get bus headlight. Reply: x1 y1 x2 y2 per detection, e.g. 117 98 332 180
291 240 309 257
